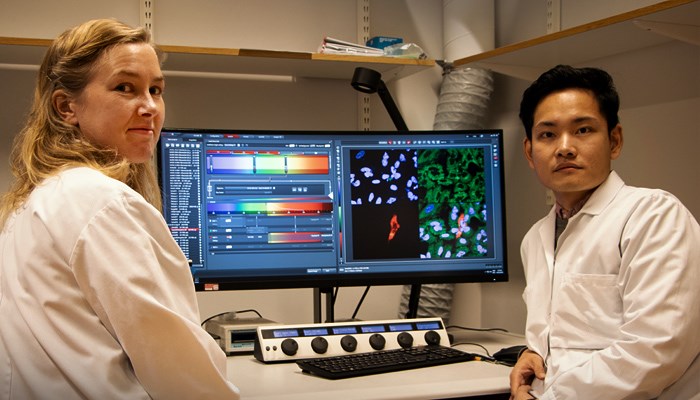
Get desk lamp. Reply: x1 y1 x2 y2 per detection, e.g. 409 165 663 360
350 67 420 319
351 67 409 131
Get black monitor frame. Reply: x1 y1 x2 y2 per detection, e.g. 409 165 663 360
157 128 508 292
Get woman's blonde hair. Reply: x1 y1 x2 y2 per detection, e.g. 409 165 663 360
0 19 163 226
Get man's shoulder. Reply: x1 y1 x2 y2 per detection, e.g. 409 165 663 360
616 184 684 211
600 181 699 236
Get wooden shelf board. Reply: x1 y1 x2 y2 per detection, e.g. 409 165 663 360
0 39 435 81
453 0 699 79
0 37 52 47
158 45 433 80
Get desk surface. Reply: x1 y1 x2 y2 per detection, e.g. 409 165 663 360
227 329 524 400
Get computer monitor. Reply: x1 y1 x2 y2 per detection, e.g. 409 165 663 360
157 129 507 292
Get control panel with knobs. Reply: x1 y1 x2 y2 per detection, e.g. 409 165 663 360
253 317 450 363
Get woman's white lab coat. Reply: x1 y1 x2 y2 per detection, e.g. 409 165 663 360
0 167 240 399
521 171 700 399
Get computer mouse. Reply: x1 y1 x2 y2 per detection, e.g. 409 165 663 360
493 345 527 366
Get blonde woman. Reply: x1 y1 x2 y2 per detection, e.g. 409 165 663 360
0 19 239 399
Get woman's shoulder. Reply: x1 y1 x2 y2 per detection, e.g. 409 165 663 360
32 166 144 217
9 167 152 260
52 166 130 191
53 167 141 200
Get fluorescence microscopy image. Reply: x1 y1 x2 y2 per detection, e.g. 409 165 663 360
417 148 488 259
348 146 489 261
349 149 421 260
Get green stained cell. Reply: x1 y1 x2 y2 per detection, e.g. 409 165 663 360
417 148 488 258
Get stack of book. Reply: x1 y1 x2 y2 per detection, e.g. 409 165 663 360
318 37 384 56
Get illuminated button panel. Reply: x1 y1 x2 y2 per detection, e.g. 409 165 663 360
253 317 448 363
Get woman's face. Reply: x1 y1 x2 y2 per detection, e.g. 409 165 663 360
62 42 165 163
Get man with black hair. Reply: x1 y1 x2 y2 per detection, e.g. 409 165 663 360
510 65 700 399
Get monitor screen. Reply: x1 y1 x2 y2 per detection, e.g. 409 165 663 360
157 129 507 290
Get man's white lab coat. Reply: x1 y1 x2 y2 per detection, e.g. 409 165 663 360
521 171 700 399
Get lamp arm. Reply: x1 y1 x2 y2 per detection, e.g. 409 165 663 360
376 81 409 131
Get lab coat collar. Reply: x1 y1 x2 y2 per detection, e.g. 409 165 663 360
575 171 626 217
536 171 625 273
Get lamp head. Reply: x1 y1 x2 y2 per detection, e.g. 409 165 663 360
349 67 408 131
351 67 383 94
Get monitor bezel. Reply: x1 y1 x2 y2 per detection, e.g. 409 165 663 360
156 128 508 291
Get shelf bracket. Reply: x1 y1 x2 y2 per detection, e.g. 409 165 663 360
633 20 700 46
357 0 371 131
471 62 543 82
546 0 561 33
381 66 409 83
140 0 155 40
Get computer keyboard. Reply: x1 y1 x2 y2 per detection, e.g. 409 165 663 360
296 345 476 379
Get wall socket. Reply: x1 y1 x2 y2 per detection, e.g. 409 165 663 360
545 189 555 206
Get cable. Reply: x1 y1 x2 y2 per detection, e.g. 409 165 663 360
351 286 371 320
200 309 264 327
448 326 524 367
201 311 230 327
235 309 264 319
451 341 492 357
446 325 518 366
446 324 509 333
449 342 514 366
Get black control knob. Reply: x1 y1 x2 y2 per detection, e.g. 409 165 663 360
369 333 386 350
311 336 328 354
340 335 358 352
397 332 414 348
424 330 441 346
281 338 298 356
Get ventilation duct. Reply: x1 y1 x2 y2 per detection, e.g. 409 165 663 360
399 0 494 324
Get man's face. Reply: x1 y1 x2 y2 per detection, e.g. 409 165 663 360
523 88 623 208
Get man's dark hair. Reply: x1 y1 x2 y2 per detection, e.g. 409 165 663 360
519 64 620 140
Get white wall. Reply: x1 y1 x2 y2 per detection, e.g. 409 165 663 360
0 0 139 38
0 69 33 192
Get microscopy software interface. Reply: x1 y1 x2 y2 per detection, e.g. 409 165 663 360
158 129 507 287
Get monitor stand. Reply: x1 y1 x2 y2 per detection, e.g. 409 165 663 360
313 286 334 323
313 285 421 323
405 284 421 319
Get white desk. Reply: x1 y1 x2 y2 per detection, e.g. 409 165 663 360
226 330 524 400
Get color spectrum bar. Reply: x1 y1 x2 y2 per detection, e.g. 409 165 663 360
208 202 332 214
207 154 329 175
268 232 323 243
